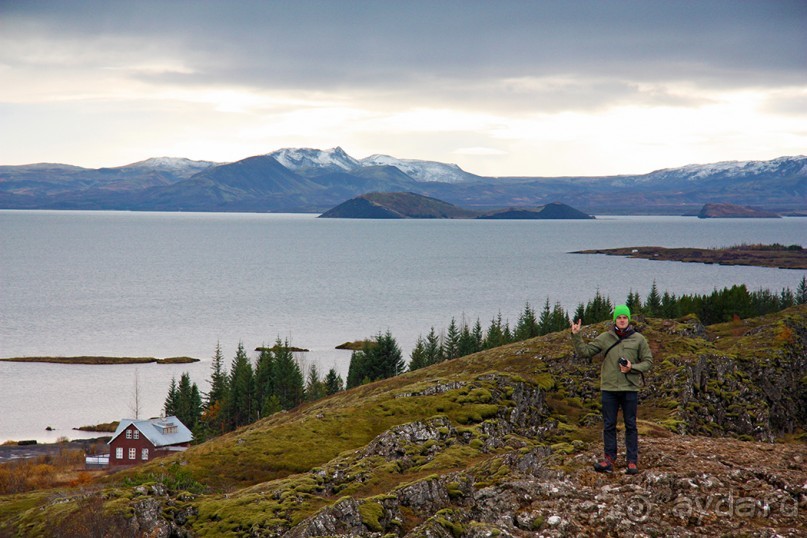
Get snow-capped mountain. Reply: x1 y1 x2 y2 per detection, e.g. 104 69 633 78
639 155 807 184
360 154 479 184
267 147 360 173
120 157 218 178
266 147 479 184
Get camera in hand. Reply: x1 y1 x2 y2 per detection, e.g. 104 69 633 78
618 357 629 367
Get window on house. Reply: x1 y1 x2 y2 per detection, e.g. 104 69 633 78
128 448 136 460
116 447 123 459
133 430 139 440
141 448 149 460
126 429 132 439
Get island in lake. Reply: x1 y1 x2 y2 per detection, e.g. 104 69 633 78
319 192 594 219
573 243 807 269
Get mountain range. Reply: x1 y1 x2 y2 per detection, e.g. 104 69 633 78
1 148 805 214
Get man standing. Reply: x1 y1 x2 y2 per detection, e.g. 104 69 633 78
571 305 653 474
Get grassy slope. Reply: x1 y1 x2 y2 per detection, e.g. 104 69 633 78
2 305 805 535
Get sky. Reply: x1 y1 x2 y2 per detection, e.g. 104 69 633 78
1 0 805 177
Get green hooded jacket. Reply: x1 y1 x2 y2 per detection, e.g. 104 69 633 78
572 327 653 391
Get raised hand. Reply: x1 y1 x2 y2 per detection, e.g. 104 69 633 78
570 319 582 334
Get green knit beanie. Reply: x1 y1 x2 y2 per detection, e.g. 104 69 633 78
613 304 631 322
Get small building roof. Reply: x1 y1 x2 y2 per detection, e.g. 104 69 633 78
109 416 193 447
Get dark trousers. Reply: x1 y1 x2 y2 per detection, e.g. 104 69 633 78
601 390 638 463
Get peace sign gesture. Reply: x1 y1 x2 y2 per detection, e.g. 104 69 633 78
570 318 582 334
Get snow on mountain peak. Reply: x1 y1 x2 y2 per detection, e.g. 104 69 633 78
360 154 471 183
268 147 359 172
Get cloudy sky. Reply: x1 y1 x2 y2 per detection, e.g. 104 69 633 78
1 0 805 176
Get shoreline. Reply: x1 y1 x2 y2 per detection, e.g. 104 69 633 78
572 245 807 270
0 436 112 462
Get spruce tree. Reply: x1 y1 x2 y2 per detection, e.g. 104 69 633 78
372 330 405 379
538 298 552 335
797 276 807 305
305 363 326 402
408 335 429 371
272 339 305 410
457 320 481 357
324 368 344 395
483 312 507 349
163 377 178 418
205 341 229 411
644 281 662 317
514 302 540 340
254 346 275 416
424 327 442 365
223 342 255 429
550 301 570 333
442 318 460 360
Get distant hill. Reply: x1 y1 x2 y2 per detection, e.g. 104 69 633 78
1 149 805 214
319 192 479 219
319 193 594 219
697 203 781 218
477 202 594 220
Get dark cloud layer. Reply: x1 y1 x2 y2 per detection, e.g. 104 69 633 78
4 0 806 93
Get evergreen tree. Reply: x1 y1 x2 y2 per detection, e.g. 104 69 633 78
272 339 305 410
305 363 326 402
514 302 539 340
346 347 369 389
324 368 344 395
408 335 429 371
573 303 585 324
644 281 662 317
424 327 443 365
780 287 795 309
372 330 405 379
538 298 552 335
660 291 678 318
346 331 404 386
483 312 508 349
163 377 178 418
205 341 229 410
797 276 807 305
471 318 484 351
626 290 642 315
442 318 460 360
549 301 570 333
457 320 481 357
223 342 255 429
254 346 275 416
583 289 612 323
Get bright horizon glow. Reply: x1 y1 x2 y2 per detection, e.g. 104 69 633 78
1 1 805 177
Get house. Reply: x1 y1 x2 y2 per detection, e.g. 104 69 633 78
107 416 193 466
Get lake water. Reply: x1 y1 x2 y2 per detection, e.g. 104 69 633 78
1 210 804 443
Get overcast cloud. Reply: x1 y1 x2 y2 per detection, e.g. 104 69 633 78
1 0 805 176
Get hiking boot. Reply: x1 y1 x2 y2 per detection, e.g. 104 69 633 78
626 462 639 475
593 456 614 473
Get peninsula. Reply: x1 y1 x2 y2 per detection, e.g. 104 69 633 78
573 244 807 269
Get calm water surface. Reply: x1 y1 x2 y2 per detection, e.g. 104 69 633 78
1 211 804 442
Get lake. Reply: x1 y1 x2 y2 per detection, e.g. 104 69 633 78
1 210 804 442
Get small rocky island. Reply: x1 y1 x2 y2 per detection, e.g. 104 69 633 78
573 243 807 269
319 192 594 219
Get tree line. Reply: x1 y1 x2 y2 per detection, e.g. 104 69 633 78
165 276 806 441
164 338 344 441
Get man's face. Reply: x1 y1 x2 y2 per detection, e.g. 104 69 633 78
615 315 630 329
